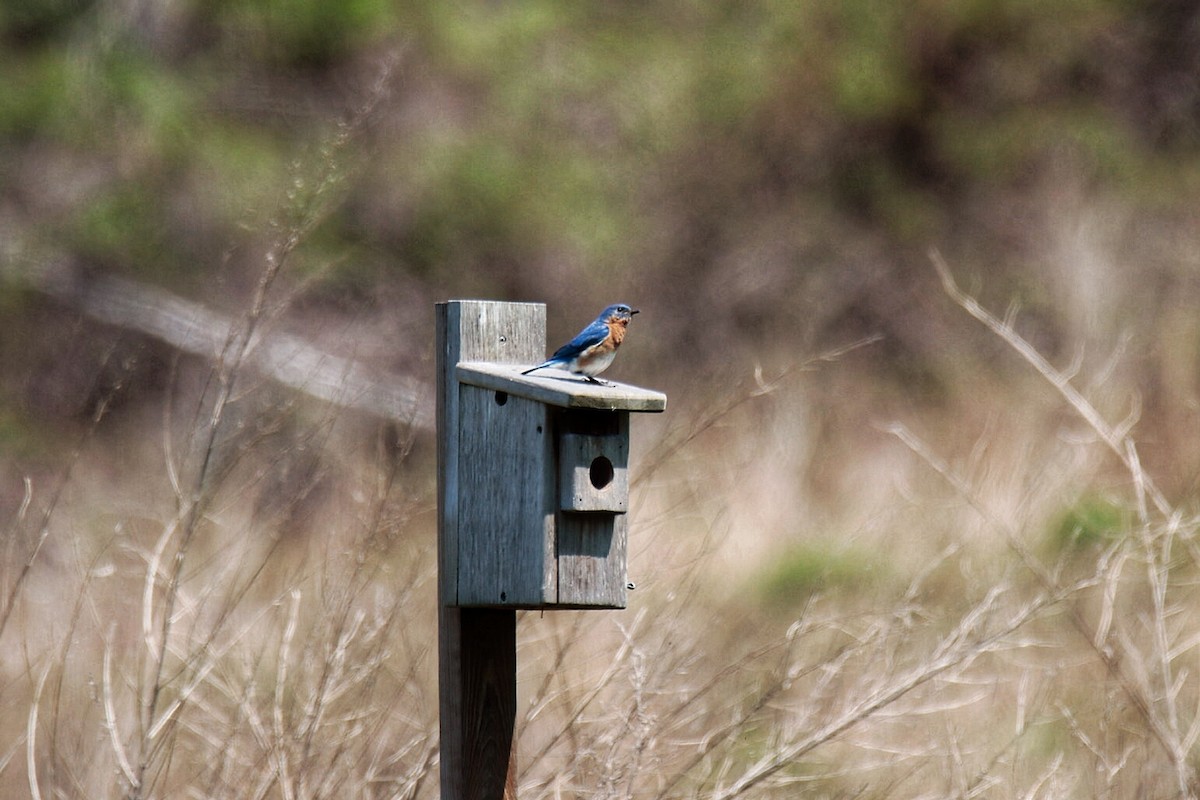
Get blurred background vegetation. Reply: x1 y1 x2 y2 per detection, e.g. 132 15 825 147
4 0 1200 796
5 0 1200 502
4 0 1199 397
2 3 1198 352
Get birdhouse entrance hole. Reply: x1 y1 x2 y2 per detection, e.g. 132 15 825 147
589 456 614 490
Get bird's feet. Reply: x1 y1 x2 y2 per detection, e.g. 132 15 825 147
585 376 614 387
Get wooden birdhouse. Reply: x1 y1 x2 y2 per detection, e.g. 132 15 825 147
437 300 666 610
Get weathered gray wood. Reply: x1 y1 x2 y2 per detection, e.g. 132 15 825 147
435 302 466 800
557 513 628 608
558 430 629 513
437 303 462 607
458 361 667 412
457 387 555 606
553 407 629 607
438 300 544 799
440 303 546 605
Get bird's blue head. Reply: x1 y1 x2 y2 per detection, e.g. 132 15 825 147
601 303 639 324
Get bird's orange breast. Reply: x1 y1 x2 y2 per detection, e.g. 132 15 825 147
607 320 627 348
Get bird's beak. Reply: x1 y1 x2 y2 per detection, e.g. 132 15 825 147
631 308 640 315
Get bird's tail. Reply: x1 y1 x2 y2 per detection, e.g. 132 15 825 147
523 359 558 375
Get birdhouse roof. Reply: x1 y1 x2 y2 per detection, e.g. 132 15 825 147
457 362 667 412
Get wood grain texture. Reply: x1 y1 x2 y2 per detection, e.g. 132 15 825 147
554 410 629 607
557 431 629 513
458 361 667 412
440 303 546 605
457 387 554 606
438 301 544 799
460 610 517 800
557 512 628 608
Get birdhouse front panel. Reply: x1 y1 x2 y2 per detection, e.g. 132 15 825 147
553 408 630 608
455 385 555 607
557 511 627 608
557 417 629 513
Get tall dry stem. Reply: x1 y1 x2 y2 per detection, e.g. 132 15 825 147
929 251 1198 797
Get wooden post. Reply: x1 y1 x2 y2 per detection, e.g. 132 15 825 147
436 300 665 795
437 301 545 798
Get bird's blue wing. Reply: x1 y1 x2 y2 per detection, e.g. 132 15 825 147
549 319 608 362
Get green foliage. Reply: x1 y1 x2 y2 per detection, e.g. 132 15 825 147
211 0 397 69
759 541 885 605
68 186 181 278
0 0 95 44
1 0 1197 349
824 0 920 122
0 49 80 140
0 406 43 461
1049 495 1129 552
98 52 200 158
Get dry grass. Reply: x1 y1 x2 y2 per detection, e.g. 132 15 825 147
5 247 1200 798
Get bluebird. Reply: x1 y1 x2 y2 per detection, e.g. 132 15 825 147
522 304 639 385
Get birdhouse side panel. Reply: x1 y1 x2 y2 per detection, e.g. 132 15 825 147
456 387 555 606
